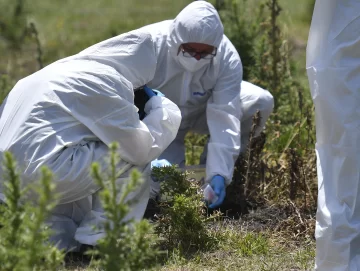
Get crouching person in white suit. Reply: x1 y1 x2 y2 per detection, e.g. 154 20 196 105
0 32 181 251
143 1 274 207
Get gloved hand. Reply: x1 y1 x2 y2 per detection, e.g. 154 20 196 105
135 86 166 120
143 85 156 99
208 175 226 209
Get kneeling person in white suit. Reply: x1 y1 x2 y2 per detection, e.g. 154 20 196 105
0 33 182 251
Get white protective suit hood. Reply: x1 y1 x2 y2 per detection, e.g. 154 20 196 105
70 30 157 89
167 1 224 61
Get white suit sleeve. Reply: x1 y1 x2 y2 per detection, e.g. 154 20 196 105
84 95 181 166
206 50 242 185
53 72 181 166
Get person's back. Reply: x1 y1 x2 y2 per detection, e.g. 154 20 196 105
0 31 183 250
0 60 134 203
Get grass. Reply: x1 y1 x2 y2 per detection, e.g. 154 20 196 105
28 0 193 61
65 218 315 271
0 0 192 81
1 0 312 78
278 0 314 87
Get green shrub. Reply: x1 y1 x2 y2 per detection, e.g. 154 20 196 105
0 74 14 103
152 166 220 256
88 142 161 271
0 0 29 49
0 152 64 271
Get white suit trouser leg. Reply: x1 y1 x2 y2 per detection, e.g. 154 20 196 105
47 164 151 250
307 2 360 269
159 82 274 166
47 196 92 251
159 81 274 166
155 82 273 200
197 83 274 164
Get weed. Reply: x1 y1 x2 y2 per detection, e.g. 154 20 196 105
214 0 317 242
152 166 220 256
0 0 29 49
295 241 315 270
220 228 270 257
237 232 269 257
0 0 44 83
185 132 208 166
0 152 64 271
0 73 13 103
88 142 160 271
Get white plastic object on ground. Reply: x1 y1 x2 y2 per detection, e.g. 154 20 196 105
203 184 218 204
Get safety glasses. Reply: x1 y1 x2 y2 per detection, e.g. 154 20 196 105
180 45 217 59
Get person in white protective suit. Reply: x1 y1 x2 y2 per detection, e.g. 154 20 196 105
140 0 274 207
307 1 360 270
0 31 181 251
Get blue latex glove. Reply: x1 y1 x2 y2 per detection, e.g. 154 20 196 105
143 85 156 98
208 175 226 209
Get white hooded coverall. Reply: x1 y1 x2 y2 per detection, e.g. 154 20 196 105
0 31 181 250
143 1 274 185
307 1 360 270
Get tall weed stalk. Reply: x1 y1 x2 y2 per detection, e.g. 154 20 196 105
218 0 317 238
0 152 64 271
88 142 160 271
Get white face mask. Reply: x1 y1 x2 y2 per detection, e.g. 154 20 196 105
178 55 211 72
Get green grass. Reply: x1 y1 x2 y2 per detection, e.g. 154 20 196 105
278 0 313 87
1 0 312 77
65 221 315 271
0 0 192 81
25 0 193 62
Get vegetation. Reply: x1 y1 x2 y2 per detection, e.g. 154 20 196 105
0 152 64 271
88 143 161 271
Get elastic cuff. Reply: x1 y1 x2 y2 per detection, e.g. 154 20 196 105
144 96 163 114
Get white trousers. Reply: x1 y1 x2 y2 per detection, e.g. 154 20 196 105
47 164 151 251
307 1 360 270
158 81 274 166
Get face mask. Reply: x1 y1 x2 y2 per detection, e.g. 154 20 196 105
178 55 211 72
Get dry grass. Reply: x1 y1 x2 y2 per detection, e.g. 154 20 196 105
64 214 315 271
